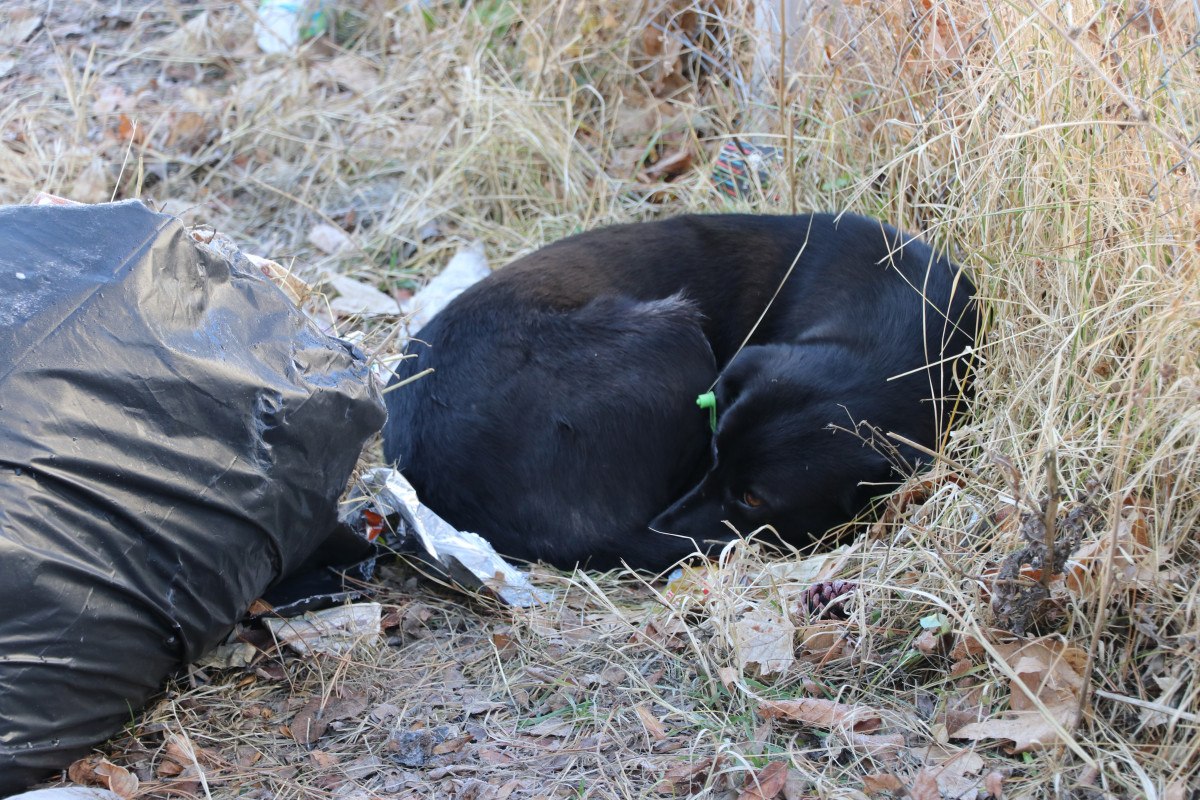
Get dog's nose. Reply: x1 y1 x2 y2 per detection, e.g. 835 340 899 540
650 477 722 538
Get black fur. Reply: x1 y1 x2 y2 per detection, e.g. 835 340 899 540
383 213 977 570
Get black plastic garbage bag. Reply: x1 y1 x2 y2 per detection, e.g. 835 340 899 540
0 201 385 791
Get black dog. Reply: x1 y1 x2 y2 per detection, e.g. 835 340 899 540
383 214 976 570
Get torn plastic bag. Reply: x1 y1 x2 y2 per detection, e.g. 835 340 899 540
343 468 552 608
0 200 385 792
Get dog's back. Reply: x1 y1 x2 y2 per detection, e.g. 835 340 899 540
384 214 976 569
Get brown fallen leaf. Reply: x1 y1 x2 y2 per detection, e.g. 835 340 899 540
166 109 210 150
949 658 974 677
734 607 796 677
949 633 987 661
794 621 845 660
717 665 739 689
737 761 788 800
67 756 102 784
845 731 905 760
951 637 1086 752
117 114 147 146
869 473 966 537
908 742 986 798
938 686 986 734
478 747 515 765
91 761 139 799
985 770 1005 797
68 756 138 797
914 628 942 655
491 629 515 654
909 767 940 800
905 0 975 76
432 734 471 755
1129 2 1167 35
862 773 904 794
635 702 669 741
288 697 331 745
607 144 653 178
758 698 881 734
636 615 688 651
1065 502 1158 597
656 756 720 795
158 733 220 779
495 778 522 799
525 717 575 737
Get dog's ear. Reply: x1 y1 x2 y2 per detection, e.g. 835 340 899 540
714 346 766 407
714 344 798 414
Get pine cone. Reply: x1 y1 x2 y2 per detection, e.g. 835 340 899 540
799 580 856 621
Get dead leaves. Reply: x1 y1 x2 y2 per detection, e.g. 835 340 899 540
952 637 1088 753
285 693 371 746
759 697 883 737
861 772 905 795
990 493 1163 635
1064 499 1162 598
638 1 711 96
735 761 789 800
734 608 796 678
634 702 670 741
68 757 138 798
909 767 941 800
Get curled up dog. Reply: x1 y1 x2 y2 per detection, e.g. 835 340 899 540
383 213 978 571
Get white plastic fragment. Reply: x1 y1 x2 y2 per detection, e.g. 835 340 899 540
356 467 552 607
308 222 353 254
255 0 328 54
402 241 490 333
30 192 82 207
4 790 122 800
264 602 383 656
324 273 401 316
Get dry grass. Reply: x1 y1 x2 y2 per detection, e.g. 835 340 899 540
3 0 1198 798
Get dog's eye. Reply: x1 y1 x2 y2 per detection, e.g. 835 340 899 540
741 491 764 509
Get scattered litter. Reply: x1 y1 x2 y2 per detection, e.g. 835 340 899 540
31 191 81 206
255 0 328 54
324 272 401 316
663 564 717 604
346 468 552 607
308 221 353 254
400 241 490 333
711 140 783 199
3 791 121 800
264 603 384 657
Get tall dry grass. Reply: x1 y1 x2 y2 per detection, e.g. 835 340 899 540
2 0 1197 797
